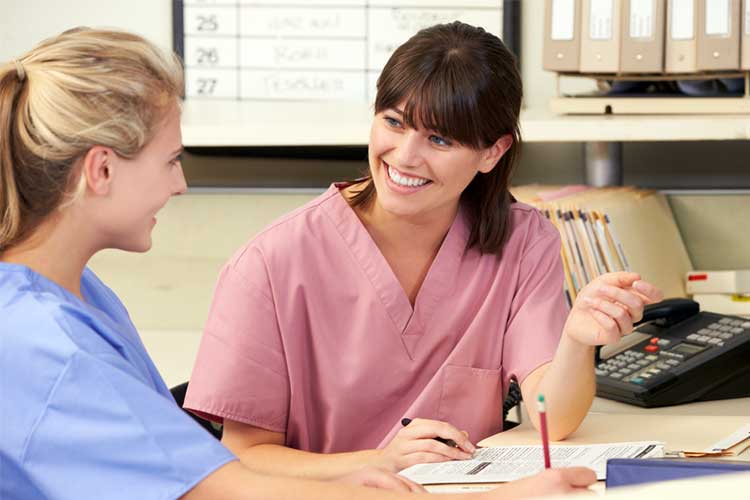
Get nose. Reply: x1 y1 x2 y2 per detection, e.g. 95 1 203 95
396 130 424 169
173 163 188 195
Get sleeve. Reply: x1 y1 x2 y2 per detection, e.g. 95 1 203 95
21 351 236 500
184 245 290 433
501 226 568 388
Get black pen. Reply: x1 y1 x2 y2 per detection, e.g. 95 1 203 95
401 417 458 448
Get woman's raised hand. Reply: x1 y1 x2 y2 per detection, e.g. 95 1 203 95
564 272 663 346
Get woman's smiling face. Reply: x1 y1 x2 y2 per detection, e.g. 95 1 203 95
367 102 503 223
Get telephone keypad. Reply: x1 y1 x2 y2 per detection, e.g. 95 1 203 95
597 317 750 387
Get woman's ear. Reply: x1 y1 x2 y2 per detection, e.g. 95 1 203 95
81 146 115 195
477 134 513 174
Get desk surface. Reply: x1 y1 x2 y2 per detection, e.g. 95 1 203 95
590 396 750 417
479 412 749 458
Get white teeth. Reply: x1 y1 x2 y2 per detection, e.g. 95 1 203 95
387 166 428 187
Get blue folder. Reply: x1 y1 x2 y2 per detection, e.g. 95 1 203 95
606 458 750 488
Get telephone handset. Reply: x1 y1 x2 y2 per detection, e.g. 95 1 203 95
595 298 750 407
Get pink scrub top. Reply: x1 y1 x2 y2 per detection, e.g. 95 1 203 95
185 184 566 453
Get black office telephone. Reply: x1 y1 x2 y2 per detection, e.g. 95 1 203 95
595 298 750 407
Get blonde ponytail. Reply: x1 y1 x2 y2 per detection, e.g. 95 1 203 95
0 63 26 247
0 27 183 250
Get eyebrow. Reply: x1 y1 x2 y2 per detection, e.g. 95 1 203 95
390 108 404 116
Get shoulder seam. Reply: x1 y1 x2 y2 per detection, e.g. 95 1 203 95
19 353 76 463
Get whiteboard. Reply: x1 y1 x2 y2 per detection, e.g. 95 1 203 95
174 1 516 102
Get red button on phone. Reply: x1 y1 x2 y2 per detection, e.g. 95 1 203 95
645 345 659 353
649 337 659 344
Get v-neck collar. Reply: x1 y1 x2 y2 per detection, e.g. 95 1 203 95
323 183 470 359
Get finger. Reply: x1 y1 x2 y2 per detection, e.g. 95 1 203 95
363 471 412 492
588 309 621 345
627 289 656 308
405 419 476 453
400 451 454 469
400 438 473 461
583 296 633 335
396 475 427 493
598 272 641 288
588 283 644 313
558 467 597 488
632 280 663 304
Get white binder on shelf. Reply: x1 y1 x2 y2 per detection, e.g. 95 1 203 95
544 0 583 71
665 0 700 73
580 0 624 72
620 0 666 73
697 0 741 71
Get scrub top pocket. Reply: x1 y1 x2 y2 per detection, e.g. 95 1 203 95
437 364 504 443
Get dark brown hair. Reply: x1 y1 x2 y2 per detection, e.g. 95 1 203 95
349 21 523 255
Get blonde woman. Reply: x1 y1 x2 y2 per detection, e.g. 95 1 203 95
0 28 596 500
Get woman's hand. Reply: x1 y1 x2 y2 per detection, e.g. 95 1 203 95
374 418 476 472
333 466 426 492
483 467 596 499
564 272 663 346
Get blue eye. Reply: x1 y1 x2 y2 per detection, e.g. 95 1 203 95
429 135 451 146
384 116 402 128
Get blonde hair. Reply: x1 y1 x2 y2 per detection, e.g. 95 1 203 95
0 27 183 250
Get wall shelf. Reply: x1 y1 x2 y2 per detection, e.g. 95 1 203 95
181 100 750 147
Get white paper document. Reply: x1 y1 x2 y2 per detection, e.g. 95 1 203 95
704 424 750 452
399 442 664 484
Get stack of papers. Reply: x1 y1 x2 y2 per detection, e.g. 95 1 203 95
399 442 664 485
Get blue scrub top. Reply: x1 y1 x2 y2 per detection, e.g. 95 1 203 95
0 263 236 500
